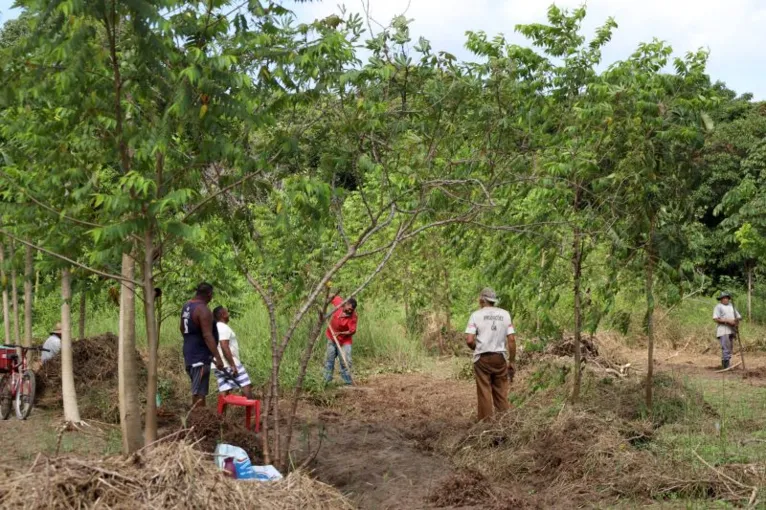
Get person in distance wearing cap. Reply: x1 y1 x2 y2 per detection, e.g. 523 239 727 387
40 323 63 364
464 288 516 421
713 291 741 370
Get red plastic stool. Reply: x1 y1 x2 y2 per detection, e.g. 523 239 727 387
216 394 261 432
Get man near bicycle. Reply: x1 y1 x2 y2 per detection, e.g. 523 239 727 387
212 306 254 399
41 323 62 364
181 283 224 408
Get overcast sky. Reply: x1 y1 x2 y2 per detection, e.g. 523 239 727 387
2 0 764 98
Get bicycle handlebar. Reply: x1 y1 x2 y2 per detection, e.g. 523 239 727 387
2 344 50 352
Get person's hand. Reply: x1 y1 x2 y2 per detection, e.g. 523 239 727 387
214 357 224 371
507 363 515 383
231 365 239 377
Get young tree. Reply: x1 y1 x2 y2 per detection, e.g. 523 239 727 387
0 242 9 344
118 253 142 453
24 245 32 345
605 43 713 408
60 267 80 423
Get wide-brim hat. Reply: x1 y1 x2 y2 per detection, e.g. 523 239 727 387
717 291 732 301
51 323 62 335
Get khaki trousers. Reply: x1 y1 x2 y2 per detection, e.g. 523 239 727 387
473 352 510 421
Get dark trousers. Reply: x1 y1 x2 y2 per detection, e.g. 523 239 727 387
474 353 510 421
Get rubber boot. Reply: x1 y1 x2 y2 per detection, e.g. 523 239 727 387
722 359 730 369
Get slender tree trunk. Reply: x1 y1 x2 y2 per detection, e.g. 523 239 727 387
267 291 280 465
537 251 545 333
78 291 86 340
155 289 162 344
0 243 10 345
143 229 159 444
571 229 583 403
61 268 81 423
440 262 451 354
34 270 39 306
279 305 328 469
570 188 584 403
645 218 657 410
23 246 32 347
119 253 142 453
10 242 20 345
252 283 278 466
747 263 755 322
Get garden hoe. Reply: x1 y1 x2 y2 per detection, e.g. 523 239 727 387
328 325 355 386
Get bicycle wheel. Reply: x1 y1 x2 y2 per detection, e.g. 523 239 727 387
14 370 35 420
0 374 13 420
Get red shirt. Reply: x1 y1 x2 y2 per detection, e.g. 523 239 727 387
326 296 358 345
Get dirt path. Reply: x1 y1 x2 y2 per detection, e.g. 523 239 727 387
621 343 766 385
0 409 111 463
297 360 479 509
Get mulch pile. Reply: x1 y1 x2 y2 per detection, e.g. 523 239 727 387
36 333 147 423
183 407 263 464
0 440 353 510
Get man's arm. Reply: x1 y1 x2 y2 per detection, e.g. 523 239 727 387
507 334 516 363
220 341 238 374
346 314 358 336
218 325 238 374
713 306 736 326
465 313 477 349
506 333 516 381
197 306 223 369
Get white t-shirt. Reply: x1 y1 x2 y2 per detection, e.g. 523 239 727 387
465 306 515 362
213 322 240 369
41 334 61 363
713 303 741 338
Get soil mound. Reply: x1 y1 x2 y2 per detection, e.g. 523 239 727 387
183 407 263 463
36 333 146 423
0 440 352 510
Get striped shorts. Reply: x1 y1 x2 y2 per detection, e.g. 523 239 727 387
213 363 252 393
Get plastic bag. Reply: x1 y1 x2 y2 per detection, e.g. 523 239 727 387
252 465 283 481
215 444 255 479
214 444 283 481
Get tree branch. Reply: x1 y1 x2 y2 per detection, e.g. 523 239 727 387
0 230 141 286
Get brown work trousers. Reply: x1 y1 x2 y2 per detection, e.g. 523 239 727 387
474 352 510 421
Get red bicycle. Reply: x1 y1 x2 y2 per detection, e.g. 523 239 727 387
0 344 49 420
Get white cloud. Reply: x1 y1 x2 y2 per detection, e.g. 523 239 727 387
293 0 766 98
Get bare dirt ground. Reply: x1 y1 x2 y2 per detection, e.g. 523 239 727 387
621 341 766 385
296 362 481 509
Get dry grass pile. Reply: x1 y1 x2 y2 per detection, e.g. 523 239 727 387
545 336 599 359
427 469 533 509
36 333 147 423
438 364 754 507
0 440 353 510
182 407 263 463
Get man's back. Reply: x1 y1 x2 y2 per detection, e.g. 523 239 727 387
41 334 61 363
182 300 217 366
466 306 514 360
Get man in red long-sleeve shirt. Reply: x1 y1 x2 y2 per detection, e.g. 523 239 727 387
324 295 358 385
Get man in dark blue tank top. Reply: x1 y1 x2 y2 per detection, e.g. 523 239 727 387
180 282 224 407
